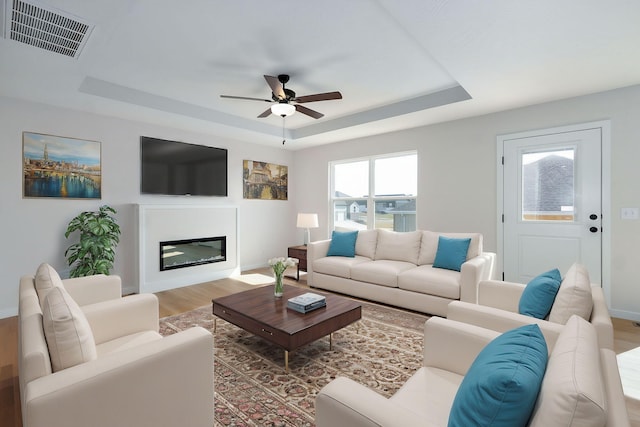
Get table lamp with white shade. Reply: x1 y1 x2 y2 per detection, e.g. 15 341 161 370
297 213 319 245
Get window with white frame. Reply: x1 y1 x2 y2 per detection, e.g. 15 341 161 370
330 152 417 231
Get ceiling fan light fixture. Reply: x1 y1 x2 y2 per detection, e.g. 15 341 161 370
271 103 295 117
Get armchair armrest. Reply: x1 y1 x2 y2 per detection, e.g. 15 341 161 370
600 349 631 427
477 280 525 312
423 317 499 376
479 252 497 280
447 301 563 350
591 286 614 350
24 327 214 427
316 376 426 427
82 294 159 344
63 274 122 306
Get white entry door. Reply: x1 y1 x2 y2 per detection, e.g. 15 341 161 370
501 127 602 284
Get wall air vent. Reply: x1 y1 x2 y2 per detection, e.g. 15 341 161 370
3 0 93 58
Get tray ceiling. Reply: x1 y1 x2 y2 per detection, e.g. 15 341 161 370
1 1 639 149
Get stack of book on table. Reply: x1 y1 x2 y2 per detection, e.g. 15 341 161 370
287 292 326 313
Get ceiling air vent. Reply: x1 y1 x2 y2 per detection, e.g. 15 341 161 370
3 0 93 58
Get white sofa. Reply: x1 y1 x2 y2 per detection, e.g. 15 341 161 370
448 263 614 350
18 265 214 427
308 229 496 316
316 316 630 427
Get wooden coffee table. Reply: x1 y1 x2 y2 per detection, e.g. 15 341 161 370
212 284 361 371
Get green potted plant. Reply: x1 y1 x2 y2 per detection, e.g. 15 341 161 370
64 205 121 277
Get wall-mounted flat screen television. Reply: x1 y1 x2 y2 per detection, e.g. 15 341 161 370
140 136 228 196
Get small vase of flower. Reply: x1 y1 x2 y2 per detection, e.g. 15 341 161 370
268 257 296 297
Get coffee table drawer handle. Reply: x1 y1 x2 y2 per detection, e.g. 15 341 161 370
261 328 273 336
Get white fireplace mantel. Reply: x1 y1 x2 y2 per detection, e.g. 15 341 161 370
136 204 239 294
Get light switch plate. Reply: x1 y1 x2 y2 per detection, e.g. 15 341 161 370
621 207 639 220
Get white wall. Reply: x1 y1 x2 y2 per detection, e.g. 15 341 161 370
0 97 296 318
293 84 640 321
4 84 640 320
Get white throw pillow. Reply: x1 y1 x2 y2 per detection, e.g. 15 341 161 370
42 286 97 372
548 263 593 324
417 231 439 265
355 229 378 259
35 262 64 307
374 230 422 264
528 315 606 427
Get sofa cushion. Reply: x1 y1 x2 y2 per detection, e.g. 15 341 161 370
433 236 471 272
548 263 593 324
391 367 464 426
96 330 162 357
35 262 64 307
398 265 461 299
42 286 97 372
528 316 606 427
351 260 416 288
313 256 372 279
448 324 548 427
374 230 422 264
326 230 359 257
518 268 562 319
355 229 378 259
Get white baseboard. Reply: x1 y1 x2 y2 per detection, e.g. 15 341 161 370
0 307 18 319
610 308 640 322
143 267 240 294
241 262 270 271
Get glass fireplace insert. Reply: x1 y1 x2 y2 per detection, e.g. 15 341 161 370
160 236 226 271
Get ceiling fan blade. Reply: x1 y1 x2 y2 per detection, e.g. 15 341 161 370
295 91 343 103
257 108 272 118
220 95 271 102
295 104 324 119
264 75 285 100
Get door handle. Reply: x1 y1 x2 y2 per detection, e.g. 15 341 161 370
589 226 599 233
589 214 599 220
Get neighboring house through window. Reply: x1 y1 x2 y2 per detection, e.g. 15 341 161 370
330 152 417 232
522 149 575 221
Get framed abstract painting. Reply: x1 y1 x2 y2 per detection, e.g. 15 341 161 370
243 160 288 200
22 132 101 199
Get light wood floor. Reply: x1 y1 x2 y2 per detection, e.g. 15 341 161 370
2 268 639 426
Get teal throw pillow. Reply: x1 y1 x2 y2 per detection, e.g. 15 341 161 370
448 324 548 427
518 268 562 319
326 230 358 257
433 236 471 272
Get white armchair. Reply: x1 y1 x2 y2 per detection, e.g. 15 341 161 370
19 266 214 427
447 263 614 349
316 317 499 426
316 316 629 427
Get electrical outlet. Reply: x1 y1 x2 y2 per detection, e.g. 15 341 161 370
621 207 639 220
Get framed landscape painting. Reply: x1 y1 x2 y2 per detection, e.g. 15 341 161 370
23 132 102 199
243 160 288 200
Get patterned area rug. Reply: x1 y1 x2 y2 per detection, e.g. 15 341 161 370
160 299 429 426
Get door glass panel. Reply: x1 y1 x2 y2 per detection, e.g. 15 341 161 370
521 148 575 221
